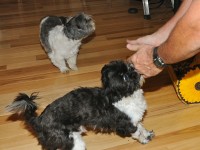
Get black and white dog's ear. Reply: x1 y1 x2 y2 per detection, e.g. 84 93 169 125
101 60 127 89
101 60 124 87
101 63 110 89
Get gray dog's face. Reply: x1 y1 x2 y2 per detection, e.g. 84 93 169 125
65 12 95 40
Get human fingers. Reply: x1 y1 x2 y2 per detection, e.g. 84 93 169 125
127 56 133 64
136 64 163 78
126 43 142 51
127 36 157 47
134 65 152 78
127 55 153 78
127 56 147 77
126 39 139 44
134 66 154 78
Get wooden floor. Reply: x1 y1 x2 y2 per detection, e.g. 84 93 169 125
0 0 200 150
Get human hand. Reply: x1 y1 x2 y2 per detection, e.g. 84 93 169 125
126 34 160 52
127 45 163 78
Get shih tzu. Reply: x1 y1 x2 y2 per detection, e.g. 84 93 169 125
39 12 95 73
6 60 154 150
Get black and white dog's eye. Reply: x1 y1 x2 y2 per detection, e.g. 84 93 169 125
123 74 129 81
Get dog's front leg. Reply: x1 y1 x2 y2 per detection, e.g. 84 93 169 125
115 119 138 137
131 122 154 144
67 55 78 71
48 53 69 73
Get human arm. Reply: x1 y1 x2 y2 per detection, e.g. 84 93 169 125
126 0 193 50
158 0 200 64
128 0 200 78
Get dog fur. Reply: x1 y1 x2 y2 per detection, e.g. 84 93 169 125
6 60 154 150
40 12 95 73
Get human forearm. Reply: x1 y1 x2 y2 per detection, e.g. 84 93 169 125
153 0 192 44
126 0 193 50
126 0 200 78
157 0 200 64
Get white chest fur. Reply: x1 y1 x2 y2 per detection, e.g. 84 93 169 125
48 25 81 57
113 89 147 125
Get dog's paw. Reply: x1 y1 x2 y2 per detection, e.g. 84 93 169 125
60 67 70 73
140 130 155 144
71 66 78 71
132 129 155 144
70 65 78 71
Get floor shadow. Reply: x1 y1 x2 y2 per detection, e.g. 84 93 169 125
143 68 172 92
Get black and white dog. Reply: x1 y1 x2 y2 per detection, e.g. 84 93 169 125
40 12 95 73
6 60 154 150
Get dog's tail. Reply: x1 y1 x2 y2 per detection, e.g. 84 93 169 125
6 92 39 124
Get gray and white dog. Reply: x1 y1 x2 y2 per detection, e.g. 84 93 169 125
40 12 95 73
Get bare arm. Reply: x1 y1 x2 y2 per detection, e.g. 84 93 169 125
126 0 193 49
158 0 200 64
153 0 193 45
127 0 200 78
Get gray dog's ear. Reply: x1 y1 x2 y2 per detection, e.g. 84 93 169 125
66 24 89 40
64 23 85 40
58 16 68 25
63 13 95 40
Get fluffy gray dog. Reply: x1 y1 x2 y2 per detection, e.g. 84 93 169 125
40 12 95 73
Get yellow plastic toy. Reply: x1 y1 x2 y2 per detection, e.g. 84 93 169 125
168 53 200 104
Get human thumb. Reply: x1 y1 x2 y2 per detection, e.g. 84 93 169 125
126 43 140 51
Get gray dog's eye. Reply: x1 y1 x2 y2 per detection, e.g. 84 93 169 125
77 24 81 29
123 74 129 81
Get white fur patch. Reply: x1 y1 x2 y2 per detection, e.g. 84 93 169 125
48 25 81 58
131 122 154 144
70 132 86 150
113 89 147 125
